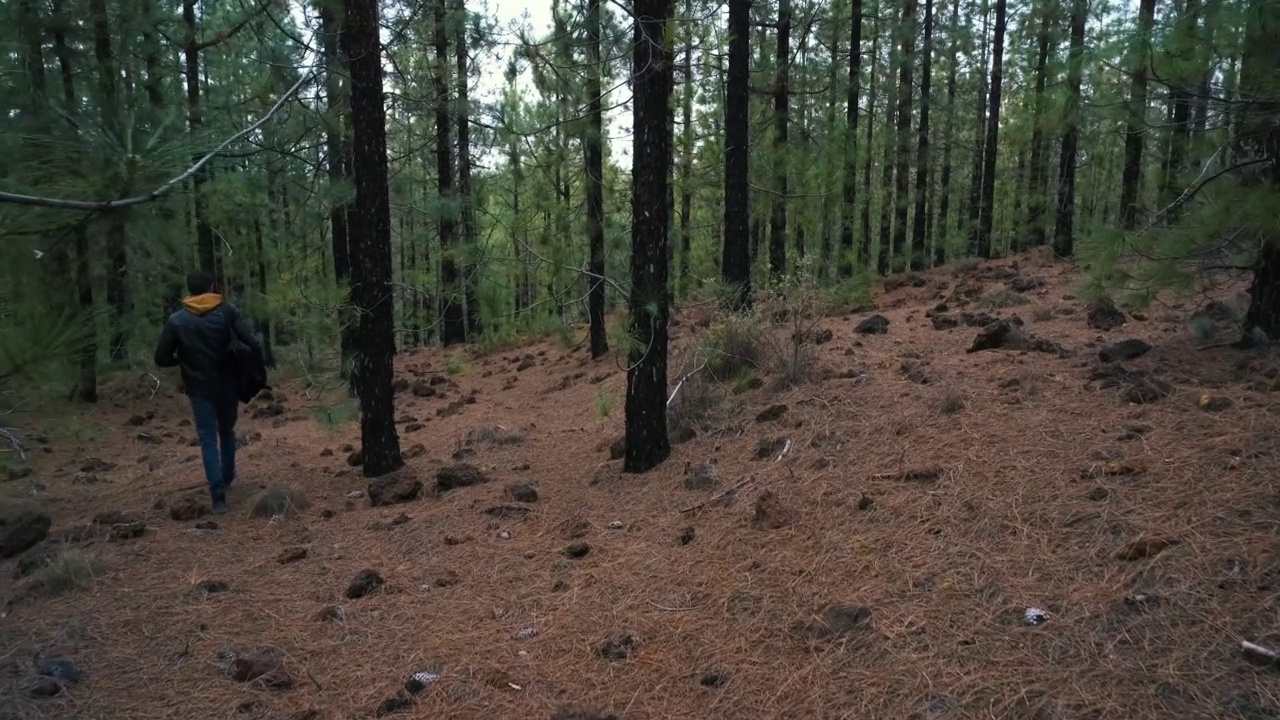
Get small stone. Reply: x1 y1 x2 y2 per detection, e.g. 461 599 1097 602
513 627 539 640
193 579 230 594
507 483 539 503
1085 487 1110 501
0 511 51 558
683 462 719 491
608 521 624 530
700 670 728 688
755 404 788 423
1198 393 1232 412
599 632 639 661
678 526 696 545
194 520 219 530
565 542 591 559
169 497 208 522
857 494 874 510
855 314 890 335
316 604 345 622
278 547 308 564
347 450 365 466
405 670 440 694
346 569 385 599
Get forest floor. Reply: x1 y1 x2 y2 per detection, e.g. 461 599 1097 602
3 251 1280 720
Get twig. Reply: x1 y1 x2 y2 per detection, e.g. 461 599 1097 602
0 427 26 461
667 361 708 407
144 373 161 399
773 439 792 463
1241 640 1280 667
646 600 701 611
678 476 755 515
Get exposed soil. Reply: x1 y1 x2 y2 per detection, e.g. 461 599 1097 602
3 253 1279 719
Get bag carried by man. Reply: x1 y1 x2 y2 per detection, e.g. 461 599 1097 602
222 306 269 404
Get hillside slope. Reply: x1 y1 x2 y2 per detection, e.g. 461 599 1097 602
3 255 1279 720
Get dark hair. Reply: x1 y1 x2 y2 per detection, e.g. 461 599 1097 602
186 270 218 296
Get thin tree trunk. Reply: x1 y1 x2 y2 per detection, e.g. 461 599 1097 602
877 5 901 276
678 0 694 292
90 0 130 361
859 20 880 266
974 0 1007 259
837 0 863 278
911 0 933 270
586 0 609 358
967 0 990 257
935 0 960 266
1053 0 1088 257
893 0 917 273
1118 0 1158 229
435 2 465 345
184 0 217 280
769 0 791 280
1025 2 1053 247
455 0 480 337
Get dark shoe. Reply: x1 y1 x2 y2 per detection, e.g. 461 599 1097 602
212 500 228 515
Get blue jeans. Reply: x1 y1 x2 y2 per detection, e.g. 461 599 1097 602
189 388 238 503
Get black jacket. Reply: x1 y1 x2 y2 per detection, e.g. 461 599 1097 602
154 293 263 396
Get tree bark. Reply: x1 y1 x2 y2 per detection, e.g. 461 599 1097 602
1118 0 1158 230
974 0 1006 259
860 21 880 266
626 0 674 474
768 0 791 280
455 0 481 338
966 0 990 257
1239 0 1280 343
342 0 403 477
1053 0 1087 257
837 0 863 277
722 0 752 309
586 0 609 358
321 1 357 380
1025 2 1053 247
893 0 917 273
436 1 465 345
935 0 960 266
911 0 933 270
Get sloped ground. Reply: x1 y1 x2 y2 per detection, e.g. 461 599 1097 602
3 254 1279 720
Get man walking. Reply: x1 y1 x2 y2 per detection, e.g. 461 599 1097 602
155 270 264 514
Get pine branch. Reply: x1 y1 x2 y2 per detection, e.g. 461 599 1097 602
0 68 316 212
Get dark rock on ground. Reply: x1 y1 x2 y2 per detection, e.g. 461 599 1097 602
565 542 591 559
683 462 718 491
1087 297 1127 330
608 436 626 460
27 676 64 698
369 472 423 507
599 632 639 661
346 450 365 466
411 379 437 397
507 483 538 503
1098 338 1152 362
1 511 51 558
15 545 56 578
799 603 873 640
346 569 385 599
931 314 959 330
194 520 218 530
755 404 788 423
967 318 1068 357
751 490 794 530
1198 394 1232 412
433 570 460 587
753 437 788 460
38 657 81 683
436 464 491 492
485 504 533 519
251 486 311 518
855 314 890 335
403 443 427 460
1086 487 1111 501
226 647 294 690
1007 275 1046 292
315 604 345 622
679 526 696 545
857 494 874 510
80 458 117 473
1089 363 1174 403
278 547 308 564
700 670 729 688
670 425 698 445
376 691 413 716
169 497 208 522
194 580 230 594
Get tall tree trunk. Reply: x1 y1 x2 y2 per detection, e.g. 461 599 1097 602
769 0 791 280
678 0 694 291
974 0 1007 259
1053 0 1088 257
342 0 403 477
935 0 960 266
89 0 130 361
1118 0 1158 229
967 0 990 257
859 21 880 266
184 0 217 280
626 0 674 474
893 0 917 273
321 1 357 381
586 0 609 358
51 0 97 402
1160 0 1196 212
1025 2 1053 247
911 0 933 270
455 0 481 338
837 0 863 277
877 5 901 276
1238 0 1279 343
722 0 752 309
435 2 465 345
